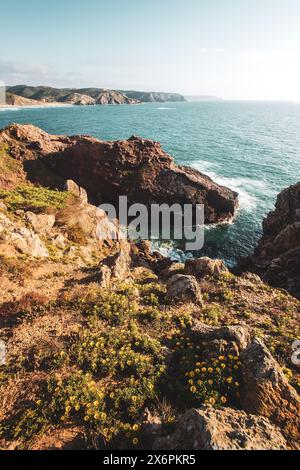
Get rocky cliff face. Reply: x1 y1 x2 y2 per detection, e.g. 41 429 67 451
57 93 96 106
241 182 300 298
119 90 186 103
0 124 238 224
5 93 45 107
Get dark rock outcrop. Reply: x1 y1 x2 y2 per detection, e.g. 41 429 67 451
0 124 238 225
240 182 300 298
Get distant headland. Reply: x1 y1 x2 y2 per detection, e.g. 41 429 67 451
2 85 186 107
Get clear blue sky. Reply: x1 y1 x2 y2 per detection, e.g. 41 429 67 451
1 0 300 99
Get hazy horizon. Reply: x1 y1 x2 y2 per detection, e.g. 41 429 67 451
1 0 300 101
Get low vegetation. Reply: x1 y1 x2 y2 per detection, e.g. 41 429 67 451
1 268 299 449
0 184 68 213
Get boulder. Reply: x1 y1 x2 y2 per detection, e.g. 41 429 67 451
166 274 203 306
190 321 251 352
0 124 239 225
25 211 55 235
99 242 132 286
185 257 228 278
0 212 49 258
240 338 300 444
153 407 287 450
64 179 88 205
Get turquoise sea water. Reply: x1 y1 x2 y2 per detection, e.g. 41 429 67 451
1 101 300 265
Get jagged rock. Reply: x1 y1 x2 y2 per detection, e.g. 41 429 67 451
0 124 239 225
185 257 228 278
131 240 172 273
99 264 112 288
240 182 300 298
10 227 49 258
58 198 119 247
153 407 287 450
190 321 251 352
64 179 88 205
94 90 139 105
25 211 55 235
0 202 7 211
240 338 300 445
99 242 132 286
58 93 96 106
0 212 49 258
166 274 203 305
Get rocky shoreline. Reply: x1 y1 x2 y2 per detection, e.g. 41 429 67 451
0 124 239 224
0 124 299 451
238 181 300 299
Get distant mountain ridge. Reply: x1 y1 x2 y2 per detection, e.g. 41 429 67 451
7 85 186 106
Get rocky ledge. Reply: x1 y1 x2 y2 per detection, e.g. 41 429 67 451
240 182 300 299
0 124 238 224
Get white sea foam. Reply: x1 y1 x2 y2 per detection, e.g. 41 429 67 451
0 107 20 112
151 240 192 262
192 162 261 212
156 107 176 110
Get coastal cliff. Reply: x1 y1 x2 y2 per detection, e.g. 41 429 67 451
0 124 238 224
6 85 186 106
240 182 300 299
0 125 299 451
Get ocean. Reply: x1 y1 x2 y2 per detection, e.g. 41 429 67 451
1 101 300 266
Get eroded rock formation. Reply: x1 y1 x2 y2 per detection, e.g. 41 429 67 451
0 124 239 224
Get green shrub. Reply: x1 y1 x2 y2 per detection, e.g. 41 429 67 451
0 184 68 213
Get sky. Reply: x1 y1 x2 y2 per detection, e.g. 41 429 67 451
1 0 300 100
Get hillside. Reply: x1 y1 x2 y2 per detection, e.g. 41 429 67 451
0 125 299 451
7 86 186 106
